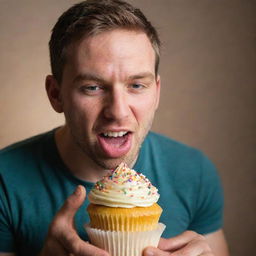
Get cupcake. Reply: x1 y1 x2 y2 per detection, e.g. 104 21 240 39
85 163 165 256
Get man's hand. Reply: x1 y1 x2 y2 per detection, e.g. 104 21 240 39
144 231 214 256
38 185 109 256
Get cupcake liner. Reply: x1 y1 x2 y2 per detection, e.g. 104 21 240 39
85 223 166 256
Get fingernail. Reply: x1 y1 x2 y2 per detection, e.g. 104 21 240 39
74 186 81 196
144 249 154 256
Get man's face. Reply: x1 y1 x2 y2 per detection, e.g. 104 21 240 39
59 29 160 169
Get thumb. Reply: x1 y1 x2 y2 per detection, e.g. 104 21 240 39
56 185 86 223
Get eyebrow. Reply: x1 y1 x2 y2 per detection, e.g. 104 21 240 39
73 73 105 84
128 72 155 81
73 71 155 84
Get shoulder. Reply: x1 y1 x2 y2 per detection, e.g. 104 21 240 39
0 130 54 154
139 132 219 188
0 130 54 175
141 132 224 235
146 132 200 153
144 131 210 167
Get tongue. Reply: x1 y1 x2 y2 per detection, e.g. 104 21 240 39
98 134 132 158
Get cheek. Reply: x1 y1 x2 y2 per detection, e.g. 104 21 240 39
63 94 99 126
131 94 158 121
77 98 104 128
136 91 158 111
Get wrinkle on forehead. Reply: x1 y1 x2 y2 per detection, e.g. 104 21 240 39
70 29 156 82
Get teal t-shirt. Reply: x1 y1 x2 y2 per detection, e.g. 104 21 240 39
0 130 223 255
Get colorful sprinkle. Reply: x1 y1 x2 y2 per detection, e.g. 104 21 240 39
91 162 159 202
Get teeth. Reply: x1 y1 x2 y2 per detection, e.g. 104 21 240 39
103 131 128 137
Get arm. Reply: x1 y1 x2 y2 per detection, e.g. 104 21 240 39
143 229 229 256
205 229 229 256
0 254 16 256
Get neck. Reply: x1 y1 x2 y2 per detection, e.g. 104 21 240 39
54 126 110 182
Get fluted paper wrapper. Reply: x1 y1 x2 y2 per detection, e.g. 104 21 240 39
85 223 165 256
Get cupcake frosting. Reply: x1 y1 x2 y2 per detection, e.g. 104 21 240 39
88 163 160 208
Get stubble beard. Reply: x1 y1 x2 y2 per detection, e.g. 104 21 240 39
69 113 155 171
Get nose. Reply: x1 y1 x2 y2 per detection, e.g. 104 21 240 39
103 87 130 122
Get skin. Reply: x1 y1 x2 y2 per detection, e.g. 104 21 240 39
0 29 229 256
47 29 161 182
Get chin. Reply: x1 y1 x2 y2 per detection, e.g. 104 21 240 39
95 153 138 171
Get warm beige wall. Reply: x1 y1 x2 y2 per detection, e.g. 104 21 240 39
0 1 255 255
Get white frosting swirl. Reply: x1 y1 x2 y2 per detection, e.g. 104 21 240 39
88 163 160 208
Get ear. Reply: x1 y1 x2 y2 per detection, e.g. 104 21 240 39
155 75 161 110
45 75 63 113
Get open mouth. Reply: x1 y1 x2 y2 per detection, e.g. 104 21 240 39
98 131 132 158
101 131 130 139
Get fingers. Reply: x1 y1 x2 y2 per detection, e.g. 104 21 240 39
58 225 108 256
50 185 86 236
144 246 172 256
41 185 109 256
56 185 86 223
62 232 109 256
56 186 109 256
144 242 212 256
144 231 212 256
46 185 86 244
169 236 211 256
158 231 201 251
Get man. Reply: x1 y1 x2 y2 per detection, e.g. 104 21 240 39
0 0 229 255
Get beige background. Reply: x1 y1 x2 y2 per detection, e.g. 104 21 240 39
0 0 255 255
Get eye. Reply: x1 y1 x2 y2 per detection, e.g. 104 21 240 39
130 83 145 90
85 85 101 91
79 85 103 95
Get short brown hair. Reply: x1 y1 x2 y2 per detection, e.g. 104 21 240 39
49 0 161 84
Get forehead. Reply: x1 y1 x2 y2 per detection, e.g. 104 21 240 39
80 29 153 55
64 29 156 77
